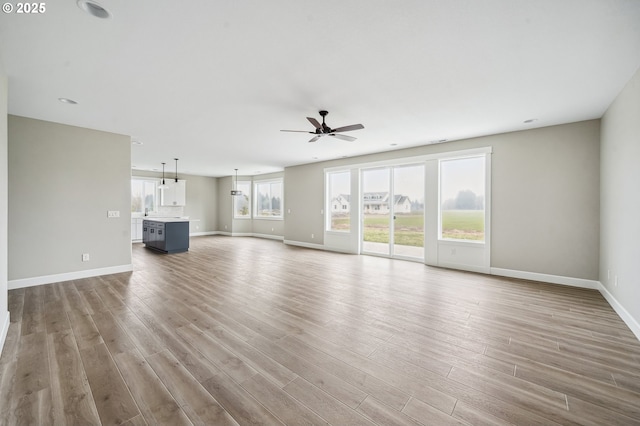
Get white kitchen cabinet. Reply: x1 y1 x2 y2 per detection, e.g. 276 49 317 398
161 180 186 206
131 218 144 241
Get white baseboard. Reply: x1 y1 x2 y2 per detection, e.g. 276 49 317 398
215 232 284 240
0 310 9 358
8 264 133 290
189 231 220 237
283 240 326 251
252 233 284 241
490 267 600 289
597 282 640 340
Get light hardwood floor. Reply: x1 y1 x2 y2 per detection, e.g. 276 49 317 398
1 236 640 425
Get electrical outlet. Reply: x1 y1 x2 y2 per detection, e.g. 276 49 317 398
271 227 274 232
311 233 314 239
614 276 618 287
107 210 120 218
82 253 90 262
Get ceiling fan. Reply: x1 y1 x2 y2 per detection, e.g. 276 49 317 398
281 110 364 142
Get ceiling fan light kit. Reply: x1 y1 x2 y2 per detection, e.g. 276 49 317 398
281 110 364 143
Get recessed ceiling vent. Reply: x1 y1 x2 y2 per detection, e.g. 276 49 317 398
77 0 111 19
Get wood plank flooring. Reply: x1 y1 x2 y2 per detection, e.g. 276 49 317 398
2 236 640 425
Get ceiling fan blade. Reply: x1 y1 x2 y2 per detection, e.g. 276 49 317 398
330 133 357 142
307 117 322 129
308 135 321 143
332 124 364 133
281 130 314 133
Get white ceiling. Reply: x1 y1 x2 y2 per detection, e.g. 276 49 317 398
1 1 640 177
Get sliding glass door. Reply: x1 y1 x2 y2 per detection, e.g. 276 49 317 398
361 164 424 260
393 164 425 259
362 168 391 255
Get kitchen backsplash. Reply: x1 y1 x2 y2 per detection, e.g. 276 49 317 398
155 206 184 217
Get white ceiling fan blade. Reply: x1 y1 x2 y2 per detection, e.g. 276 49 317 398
332 124 364 133
330 133 357 142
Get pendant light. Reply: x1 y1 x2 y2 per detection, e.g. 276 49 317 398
158 162 168 189
230 168 243 196
174 158 179 182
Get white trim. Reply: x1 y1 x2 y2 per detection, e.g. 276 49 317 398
252 233 284 241
8 264 134 290
597 282 640 340
440 262 490 274
189 231 220 237
219 232 284 241
490 267 599 289
0 311 9 357
324 146 493 173
283 240 326 251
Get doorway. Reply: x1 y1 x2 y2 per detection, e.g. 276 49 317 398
361 164 425 260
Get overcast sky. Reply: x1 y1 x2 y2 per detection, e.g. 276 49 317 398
329 158 484 204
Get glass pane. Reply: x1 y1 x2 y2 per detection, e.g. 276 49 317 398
362 168 390 255
328 171 350 232
393 164 424 259
440 156 485 241
131 180 143 213
131 179 157 214
143 181 156 212
255 181 283 217
234 182 251 217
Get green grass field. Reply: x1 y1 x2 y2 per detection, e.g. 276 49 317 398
332 210 484 245
441 210 484 240
362 214 424 246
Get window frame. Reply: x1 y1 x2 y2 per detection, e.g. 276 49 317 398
325 170 352 233
438 154 487 244
131 177 159 216
233 180 252 219
253 178 284 220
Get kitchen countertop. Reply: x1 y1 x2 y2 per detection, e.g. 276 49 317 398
142 217 190 223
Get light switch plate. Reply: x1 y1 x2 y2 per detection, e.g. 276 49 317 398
107 210 120 218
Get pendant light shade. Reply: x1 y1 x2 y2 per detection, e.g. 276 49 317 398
158 162 168 189
231 169 243 196
174 158 179 182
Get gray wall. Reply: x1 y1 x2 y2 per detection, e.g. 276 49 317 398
132 170 218 233
285 120 601 280
8 116 131 280
600 66 640 326
0 64 8 342
218 172 285 237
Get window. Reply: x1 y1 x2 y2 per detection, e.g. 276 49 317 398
440 156 485 241
131 178 158 215
233 181 252 218
326 171 351 232
254 179 283 218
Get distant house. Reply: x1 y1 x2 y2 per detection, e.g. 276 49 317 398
331 192 413 214
364 193 412 214
331 194 351 213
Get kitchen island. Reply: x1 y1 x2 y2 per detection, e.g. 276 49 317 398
142 218 189 253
